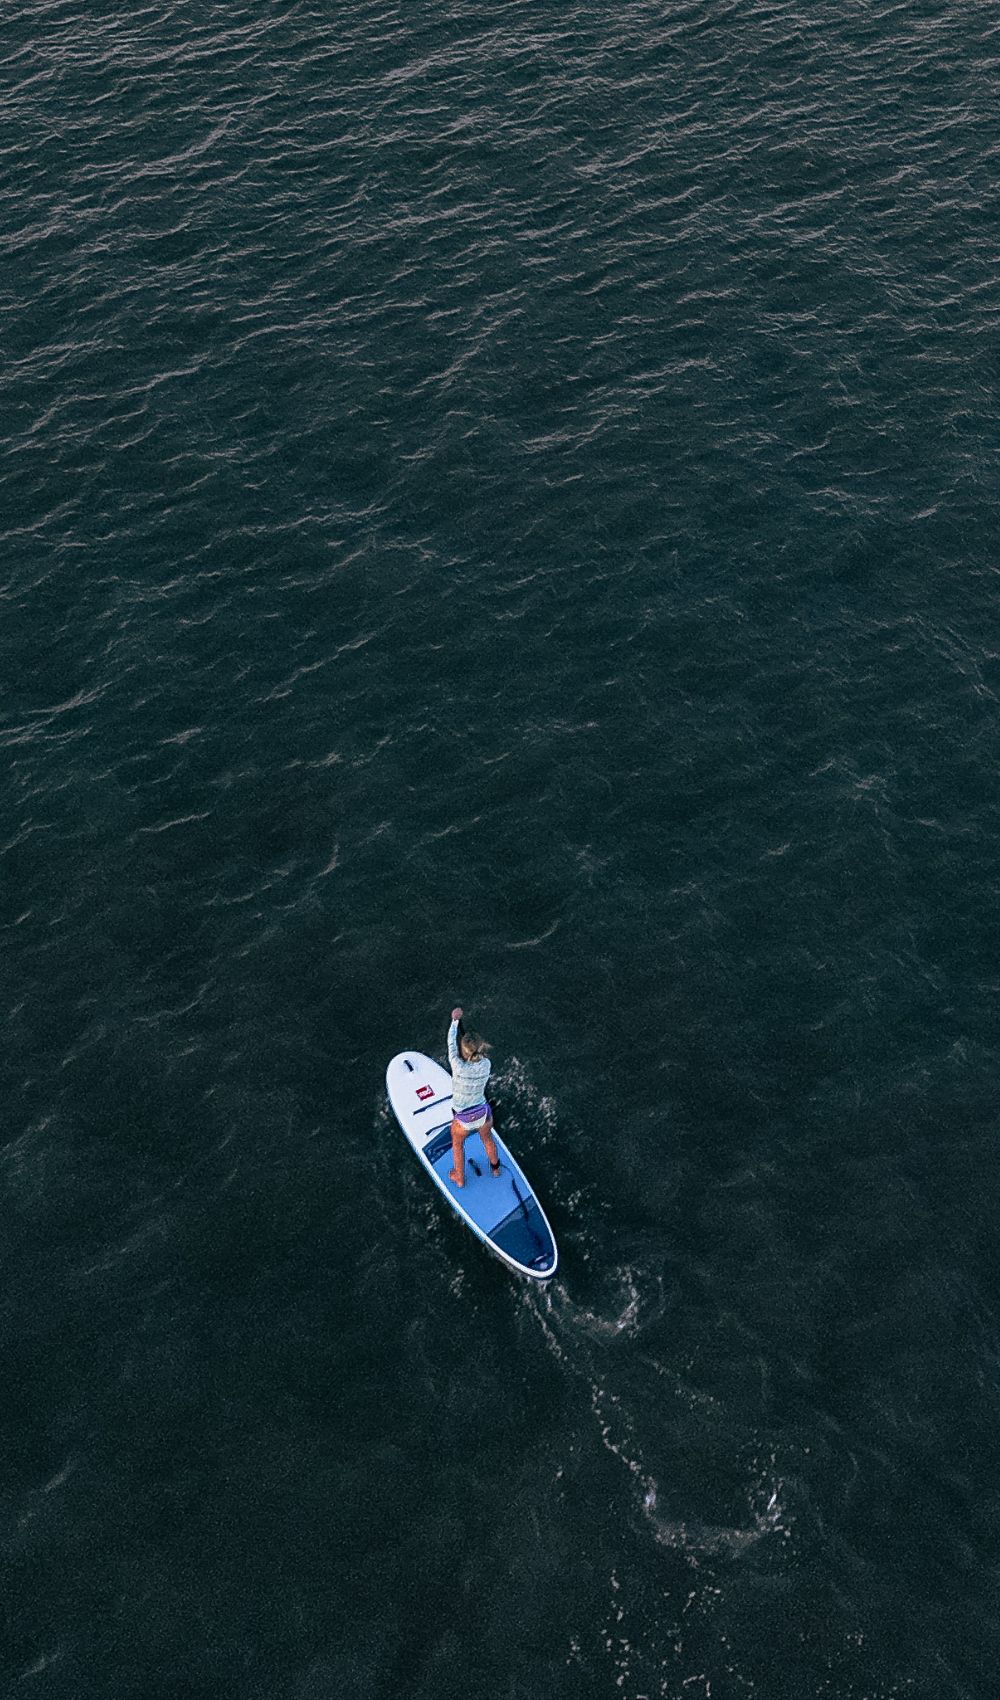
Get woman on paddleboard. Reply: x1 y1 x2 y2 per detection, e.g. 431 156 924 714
447 1006 501 1188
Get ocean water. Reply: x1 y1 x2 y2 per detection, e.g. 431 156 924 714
3 2 999 1696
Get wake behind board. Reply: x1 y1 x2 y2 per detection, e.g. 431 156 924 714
386 1051 558 1280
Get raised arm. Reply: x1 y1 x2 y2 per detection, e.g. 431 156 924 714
447 1006 463 1066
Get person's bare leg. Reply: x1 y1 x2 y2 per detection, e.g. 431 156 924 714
482 1115 501 1175
449 1120 467 1187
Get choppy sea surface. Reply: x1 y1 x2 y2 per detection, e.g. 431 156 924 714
3 2 999 1696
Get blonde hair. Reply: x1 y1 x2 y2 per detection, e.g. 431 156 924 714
460 1031 491 1061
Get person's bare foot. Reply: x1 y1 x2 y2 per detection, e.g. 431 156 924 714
449 1168 464 1188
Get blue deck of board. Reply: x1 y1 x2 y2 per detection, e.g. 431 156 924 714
423 1127 556 1275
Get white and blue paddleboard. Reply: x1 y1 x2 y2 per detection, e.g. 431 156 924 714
386 1050 558 1281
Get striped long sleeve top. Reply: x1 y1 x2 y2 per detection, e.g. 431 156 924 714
447 1018 491 1111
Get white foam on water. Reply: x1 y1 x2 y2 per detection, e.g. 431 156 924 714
571 1266 648 1341
524 1259 792 1567
20 1650 65 1680
640 1459 789 1563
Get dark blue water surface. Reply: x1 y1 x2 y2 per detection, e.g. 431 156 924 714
4 2 999 1695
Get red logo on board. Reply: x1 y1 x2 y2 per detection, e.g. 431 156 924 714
415 1084 435 1101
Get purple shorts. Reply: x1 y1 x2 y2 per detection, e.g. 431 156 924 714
453 1102 490 1131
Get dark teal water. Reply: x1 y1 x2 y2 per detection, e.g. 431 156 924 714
4 2 999 1696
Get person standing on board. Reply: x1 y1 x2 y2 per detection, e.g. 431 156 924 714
447 1006 501 1188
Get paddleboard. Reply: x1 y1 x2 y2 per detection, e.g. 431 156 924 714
386 1050 558 1280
